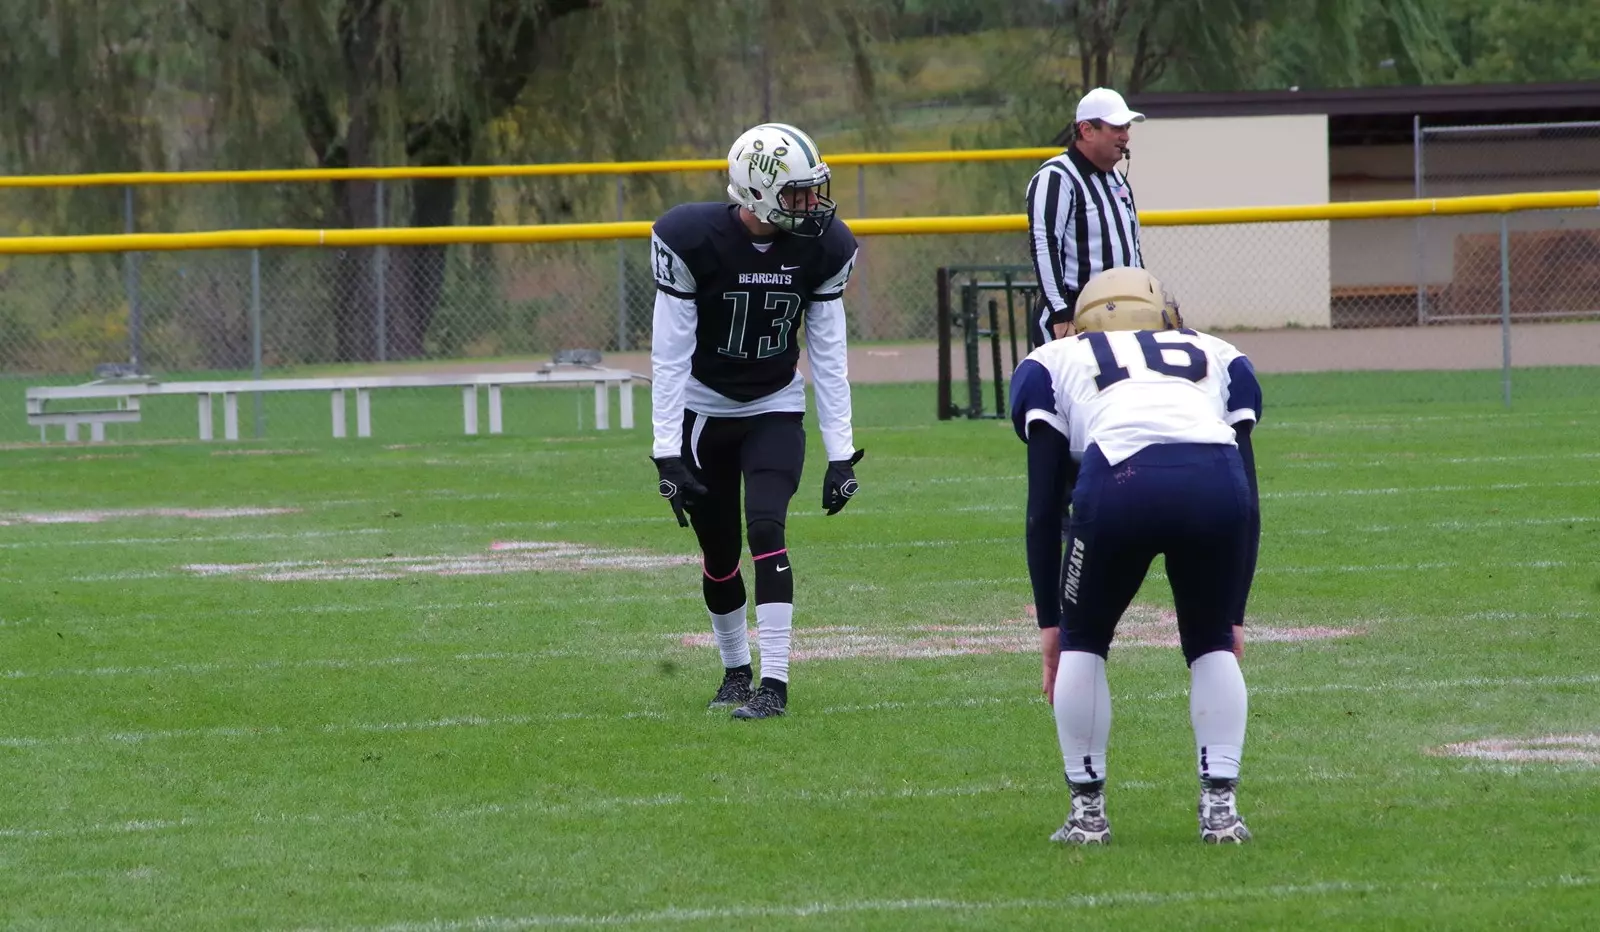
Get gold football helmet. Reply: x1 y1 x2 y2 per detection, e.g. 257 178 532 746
1073 267 1183 332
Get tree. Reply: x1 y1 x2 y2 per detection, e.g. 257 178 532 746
1439 0 1600 83
182 0 594 361
1 0 896 364
0 1 177 226
1057 0 1460 97
955 0 1462 154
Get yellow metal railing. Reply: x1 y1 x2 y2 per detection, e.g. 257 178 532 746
0 147 1067 188
2 190 1597 255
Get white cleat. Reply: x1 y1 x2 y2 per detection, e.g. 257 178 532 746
1199 778 1252 844
1050 782 1111 845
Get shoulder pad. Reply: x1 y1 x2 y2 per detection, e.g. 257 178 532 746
652 202 726 254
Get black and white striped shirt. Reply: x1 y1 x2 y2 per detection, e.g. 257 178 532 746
1025 145 1143 344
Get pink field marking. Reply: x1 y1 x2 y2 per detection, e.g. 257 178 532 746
677 604 1362 662
1429 734 1600 766
186 540 697 582
0 506 299 526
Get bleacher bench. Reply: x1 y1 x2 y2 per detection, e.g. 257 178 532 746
25 368 645 443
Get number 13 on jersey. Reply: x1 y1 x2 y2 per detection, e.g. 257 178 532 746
718 291 802 360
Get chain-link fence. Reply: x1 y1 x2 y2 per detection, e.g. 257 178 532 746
1419 120 1600 199
0 155 1043 353
4 206 1598 443
939 210 1600 418
1407 120 1600 326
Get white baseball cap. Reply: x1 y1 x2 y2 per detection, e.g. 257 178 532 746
1076 87 1145 126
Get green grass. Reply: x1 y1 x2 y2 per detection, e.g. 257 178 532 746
0 375 647 447
1 376 1598 929
8 357 1598 447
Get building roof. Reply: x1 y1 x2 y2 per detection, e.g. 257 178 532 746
1052 81 1600 146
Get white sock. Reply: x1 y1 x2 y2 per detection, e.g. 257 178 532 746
1053 650 1110 784
1190 650 1247 781
709 603 751 669
754 602 793 684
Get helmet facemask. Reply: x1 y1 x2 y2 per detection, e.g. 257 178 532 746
770 169 836 238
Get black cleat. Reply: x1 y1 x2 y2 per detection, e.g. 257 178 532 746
732 679 787 719
707 666 754 709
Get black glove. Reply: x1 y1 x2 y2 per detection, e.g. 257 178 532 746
652 456 707 527
822 449 865 516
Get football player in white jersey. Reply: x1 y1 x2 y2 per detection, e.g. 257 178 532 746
1009 267 1262 845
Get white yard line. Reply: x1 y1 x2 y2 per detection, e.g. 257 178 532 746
0 593 693 628
1281 452 1600 468
40 550 1592 586
1431 734 1600 766
1263 479 1600 499
4 675 1596 752
822 673 1600 715
0 506 301 526
1259 558 1595 575
0 648 613 683
37 543 698 584
288 875 1596 931
0 706 664 750
0 781 1025 841
1272 516 1600 536
0 616 1347 680
5 579 1591 636
0 528 388 550
1138 673 1600 703
1267 411 1594 429
0 768 1381 846
2 477 1593 550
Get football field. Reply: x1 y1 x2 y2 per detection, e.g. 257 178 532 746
1 375 1597 930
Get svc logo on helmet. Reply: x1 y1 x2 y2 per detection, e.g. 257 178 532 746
727 123 837 238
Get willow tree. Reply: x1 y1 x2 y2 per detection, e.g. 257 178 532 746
0 1 178 229
167 0 591 360
1438 0 1600 82
949 0 1461 153
0 0 895 361
1058 0 1461 94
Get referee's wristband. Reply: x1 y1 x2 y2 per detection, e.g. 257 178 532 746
1045 306 1076 328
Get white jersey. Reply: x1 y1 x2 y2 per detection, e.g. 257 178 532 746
1010 329 1261 465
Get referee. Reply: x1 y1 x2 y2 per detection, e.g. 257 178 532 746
1026 87 1145 347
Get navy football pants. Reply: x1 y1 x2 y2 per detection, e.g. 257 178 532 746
679 410 805 576
1061 443 1252 665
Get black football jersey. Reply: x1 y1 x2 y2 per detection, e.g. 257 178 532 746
651 203 858 402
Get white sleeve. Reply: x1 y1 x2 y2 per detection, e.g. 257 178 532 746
804 297 855 462
650 291 698 458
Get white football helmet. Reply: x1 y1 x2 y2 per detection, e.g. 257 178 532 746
1073 267 1184 332
726 123 837 237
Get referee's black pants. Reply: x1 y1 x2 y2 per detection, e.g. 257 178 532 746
1031 290 1079 349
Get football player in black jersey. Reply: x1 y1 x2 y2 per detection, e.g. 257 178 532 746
649 122 864 720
